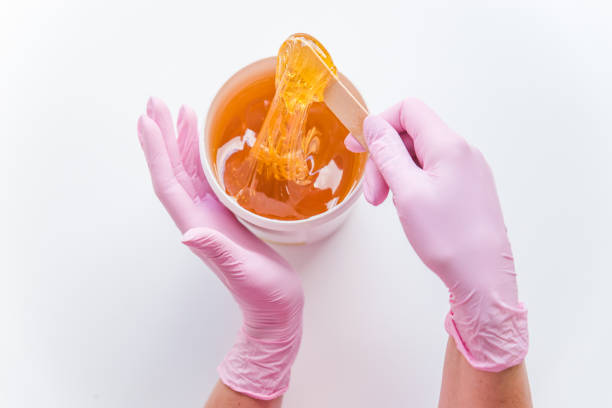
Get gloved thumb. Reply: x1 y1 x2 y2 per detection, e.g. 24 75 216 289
364 115 421 195
182 227 243 275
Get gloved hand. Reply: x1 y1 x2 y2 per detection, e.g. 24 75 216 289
346 99 528 372
137 98 304 399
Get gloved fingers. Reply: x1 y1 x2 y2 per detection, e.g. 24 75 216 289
344 132 389 204
176 105 213 198
397 130 422 168
146 97 199 200
346 128 419 167
363 158 389 205
137 115 199 233
380 98 457 168
344 133 367 153
363 115 421 195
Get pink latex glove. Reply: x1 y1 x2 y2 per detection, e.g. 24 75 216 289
137 98 304 400
346 99 528 372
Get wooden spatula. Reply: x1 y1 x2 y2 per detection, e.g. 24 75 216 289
304 43 369 150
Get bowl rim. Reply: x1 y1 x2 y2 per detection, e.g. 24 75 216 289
200 56 367 230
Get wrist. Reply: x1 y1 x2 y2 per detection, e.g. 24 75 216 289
218 324 303 400
444 289 528 372
439 241 528 372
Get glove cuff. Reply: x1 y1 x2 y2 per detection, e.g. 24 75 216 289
218 326 302 400
444 295 529 372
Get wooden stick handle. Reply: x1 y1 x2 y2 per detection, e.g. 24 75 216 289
324 78 369 150
303 42 369 150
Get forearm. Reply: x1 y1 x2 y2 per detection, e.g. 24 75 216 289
438 337 532 408
205 380 283 408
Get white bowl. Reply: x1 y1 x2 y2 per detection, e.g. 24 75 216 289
201 57 367 244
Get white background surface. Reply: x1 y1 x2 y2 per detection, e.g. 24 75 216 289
2 1 611 406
